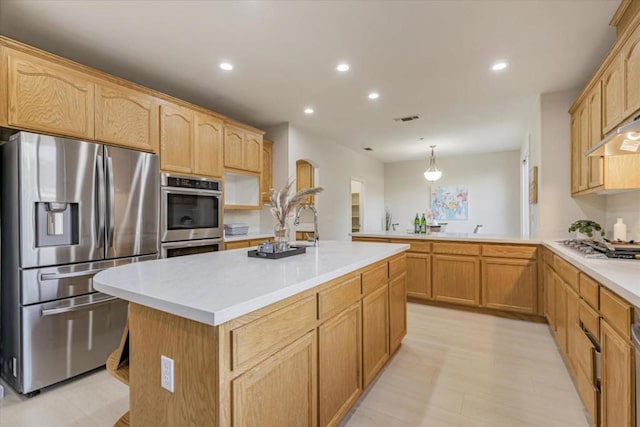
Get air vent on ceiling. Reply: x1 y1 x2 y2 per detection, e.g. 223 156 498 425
394 115 420 122
363 147 374 151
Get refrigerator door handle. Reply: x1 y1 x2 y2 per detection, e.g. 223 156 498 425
40 296 118 316
95 154 106 249
39 268 105 281
105 148 116 249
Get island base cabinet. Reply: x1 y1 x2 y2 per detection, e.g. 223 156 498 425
406 252 430 300
481 258 537 314
232 330 317 427
601 320 634 427
362 284 389 388
318 303 362 427
389 272 407 354
432 254 480 306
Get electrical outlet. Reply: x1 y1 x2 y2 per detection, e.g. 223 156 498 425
161 355 174 393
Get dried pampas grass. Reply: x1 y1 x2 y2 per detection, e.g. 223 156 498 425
269 179 323 227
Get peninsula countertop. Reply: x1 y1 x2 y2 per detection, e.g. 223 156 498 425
351 231 540 245
94 241 409 326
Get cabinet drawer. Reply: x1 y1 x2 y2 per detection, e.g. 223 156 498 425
231 295 317 371
318 275 361 321
249 238 273 246
481 245 537 259
553 256 579 291
352 237 389 243
579 299 601 341
362 262 388 295
600 287 632 340
388 254 407 279
575 363 599 423
390 240 430 253
579 274 599 309
543 248 554 265
225 240 250 250
433 242 480 256
574 328 597 384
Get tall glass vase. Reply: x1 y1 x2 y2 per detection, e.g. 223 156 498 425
274 221 290 253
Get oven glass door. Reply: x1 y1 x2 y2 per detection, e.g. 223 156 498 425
162 189 222 241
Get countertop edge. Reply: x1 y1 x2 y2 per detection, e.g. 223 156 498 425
351 232 540 245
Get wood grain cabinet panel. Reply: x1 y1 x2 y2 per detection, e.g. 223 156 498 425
579 299 601 341
481 258 537 314
261 139 273 204
601 320 634 427
224 125 244 170
481 245 537 259
193 113 224 178
389 272 407 354
224 125 263 173
318 275 361 321
587 84 604 189
433 242 480 256
362 262 388 296
318 303 362 427
602 55 625 134
232 330 317 427
244 131 262 173
570 112 581 194
95 82 159 152
362 284 389 388
432 254 480 306
296 160 315 205
544 261 556 330
6 48 95 139
554 272 568 355
579 104 590 192
160 103 193 174
600 287 633 340
225 240 250 250
553 256 579 292
406 252 430 300
565 285 581 373
579 273 600 310
623 25 640 118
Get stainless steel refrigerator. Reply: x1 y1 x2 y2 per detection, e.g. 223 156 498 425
0 131 159 394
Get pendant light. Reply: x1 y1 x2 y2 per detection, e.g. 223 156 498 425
424 145 442 181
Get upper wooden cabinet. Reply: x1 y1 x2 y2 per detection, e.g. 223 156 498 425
3 47 95 139
296 160 315 205
224 124 263 173
261 139 273 204
602 55 625 135
95 81 159 152
622 24 640 119
587 84 604 189
160 103 224 178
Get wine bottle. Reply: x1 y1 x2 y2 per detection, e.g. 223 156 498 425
420 214 427 234
414 214 420 234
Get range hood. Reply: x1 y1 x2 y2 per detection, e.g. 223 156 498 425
586 116 640 157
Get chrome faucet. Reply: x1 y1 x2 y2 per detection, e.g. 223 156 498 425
294 205 319 247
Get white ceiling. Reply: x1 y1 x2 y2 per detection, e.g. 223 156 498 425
0 0 619 162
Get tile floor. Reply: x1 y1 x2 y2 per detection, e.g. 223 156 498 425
0 303 589 427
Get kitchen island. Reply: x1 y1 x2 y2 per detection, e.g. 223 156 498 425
94 241 409 427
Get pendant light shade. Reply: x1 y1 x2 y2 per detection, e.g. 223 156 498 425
424 145 442 181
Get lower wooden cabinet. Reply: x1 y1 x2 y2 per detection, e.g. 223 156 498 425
232 330 317 427
318 303 362 427
389 272 407 354
554 273 568 355
225 240 250 250
481 258 537 314
601 319 634 427
432 254 480 306
544 260 557 330
565 285 580 372
362 284 389 387
406 252 430 299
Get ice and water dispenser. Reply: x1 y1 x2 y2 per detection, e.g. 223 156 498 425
35 202 79 247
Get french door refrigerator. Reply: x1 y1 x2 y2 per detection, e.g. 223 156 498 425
0 131 159 394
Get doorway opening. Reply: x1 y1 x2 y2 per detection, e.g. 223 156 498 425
351 178 365 233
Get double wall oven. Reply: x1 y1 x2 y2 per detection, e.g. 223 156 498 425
160 173 223 258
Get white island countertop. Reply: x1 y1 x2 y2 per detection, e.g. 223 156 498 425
352 231 540 245
94 241 409 326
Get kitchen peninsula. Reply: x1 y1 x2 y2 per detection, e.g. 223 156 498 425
94 240 409 426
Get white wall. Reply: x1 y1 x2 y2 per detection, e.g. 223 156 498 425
384 151 521 235
605 191 640 241
287 125 385 240
532 90 606 240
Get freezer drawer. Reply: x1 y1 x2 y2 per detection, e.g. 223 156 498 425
19 292 127 394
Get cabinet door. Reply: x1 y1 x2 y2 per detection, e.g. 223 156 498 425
225 240 250 250
389 272 407 354
232 331 317 427
545 262 556 330
362 284 389 388
587 84 604 189
570 112 581 195
6 48 94 139
318 303 362 427
578 104 589 192
602 56 624 134
95 82 159 152
193 113 223 178
243 131 262 172
224 125 244 170
554 273 568 355
432 254 480 306
565 285 580 374
261 140 273 204
601 320 633 427
406 252 430 300
623 26 640 119
296 160 315 205
160 104 193 174
481 258 537 314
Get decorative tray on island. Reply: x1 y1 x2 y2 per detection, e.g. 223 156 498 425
247 245 306 259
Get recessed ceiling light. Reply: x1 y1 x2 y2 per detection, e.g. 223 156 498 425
304 107 314 114
219 62 234 71
491 61 509 71
368 92 380 100
336 63 350 72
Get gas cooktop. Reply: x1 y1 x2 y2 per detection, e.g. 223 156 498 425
561 239 640 260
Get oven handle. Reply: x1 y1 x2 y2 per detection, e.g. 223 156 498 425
40 296 118 316
161 239 222 249
162 187 222 197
